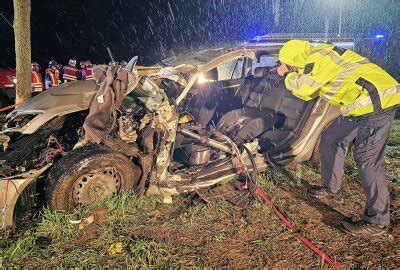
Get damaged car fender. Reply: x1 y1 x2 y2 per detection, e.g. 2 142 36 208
4 81 99 135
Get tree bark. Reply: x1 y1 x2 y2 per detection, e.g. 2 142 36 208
13 0 31 105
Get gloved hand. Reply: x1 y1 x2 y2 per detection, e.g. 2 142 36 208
277 63 289 76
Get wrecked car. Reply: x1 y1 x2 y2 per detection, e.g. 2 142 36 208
0 34 354 228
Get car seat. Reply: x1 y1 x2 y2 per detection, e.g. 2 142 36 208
216 67 281 142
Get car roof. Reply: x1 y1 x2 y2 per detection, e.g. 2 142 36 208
160 46 243 66
247 33 355 51
160 45 281 67
160 34 355 67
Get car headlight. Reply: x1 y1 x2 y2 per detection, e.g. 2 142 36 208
198 73 214 84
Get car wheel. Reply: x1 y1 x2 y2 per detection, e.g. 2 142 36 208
45 144 141 211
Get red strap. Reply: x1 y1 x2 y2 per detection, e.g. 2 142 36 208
255 186 342 269
0 98 26 112
0 104 15 112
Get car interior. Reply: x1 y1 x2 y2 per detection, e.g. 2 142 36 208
180 53 316 152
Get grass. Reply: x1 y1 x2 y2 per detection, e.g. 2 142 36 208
0 119 399 268
0 192 175 268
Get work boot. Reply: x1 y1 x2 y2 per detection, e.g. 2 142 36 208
308 186 344 203
342 220 388 237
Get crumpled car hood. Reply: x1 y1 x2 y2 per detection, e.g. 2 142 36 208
5 80 99 134
8 80 98 118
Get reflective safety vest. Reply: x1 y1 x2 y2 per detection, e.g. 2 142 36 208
84 66 94 80
45 68 59 90
55 69 60 84
279 40 400 117
63 65 79 82
31 70 43 92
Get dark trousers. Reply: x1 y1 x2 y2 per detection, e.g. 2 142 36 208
320 110 395 226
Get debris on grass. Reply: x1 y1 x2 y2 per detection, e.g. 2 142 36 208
148 209 161 219
108 242 124 256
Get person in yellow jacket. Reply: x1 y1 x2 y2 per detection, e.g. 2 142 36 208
277 40 399 237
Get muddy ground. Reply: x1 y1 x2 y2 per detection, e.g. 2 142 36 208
0 119 399 268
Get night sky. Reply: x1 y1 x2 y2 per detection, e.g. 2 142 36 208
1 0 399 77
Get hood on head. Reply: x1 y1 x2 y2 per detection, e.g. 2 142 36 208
278 40 313 69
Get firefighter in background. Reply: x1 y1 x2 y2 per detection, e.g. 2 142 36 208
56 63 64 84
63 58 80 82
44 60 60 90
31 62 43 93
79 61 86 80
83 60 94 80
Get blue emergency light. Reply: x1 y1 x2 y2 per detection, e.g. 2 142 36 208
253 36 262 42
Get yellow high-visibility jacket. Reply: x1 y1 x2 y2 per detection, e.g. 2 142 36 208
279 40 400 116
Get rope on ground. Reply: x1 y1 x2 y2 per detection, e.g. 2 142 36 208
238 145 342 269
254 185 342 269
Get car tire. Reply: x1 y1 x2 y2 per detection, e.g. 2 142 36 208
45 144 141 211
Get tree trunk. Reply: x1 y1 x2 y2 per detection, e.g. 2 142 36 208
13 0 31 105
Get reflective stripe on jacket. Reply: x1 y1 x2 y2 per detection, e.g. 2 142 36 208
280 41 399 116
84 67 94 80
63 66 78 82
31 70 43 92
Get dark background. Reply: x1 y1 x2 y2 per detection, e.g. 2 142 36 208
1 0 399 77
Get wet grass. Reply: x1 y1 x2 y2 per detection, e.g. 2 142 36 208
0 193 174 268
0 119 399 268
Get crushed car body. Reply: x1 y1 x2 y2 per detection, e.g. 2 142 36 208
1 34 350 228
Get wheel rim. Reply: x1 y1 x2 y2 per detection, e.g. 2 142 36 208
72 167 122 205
